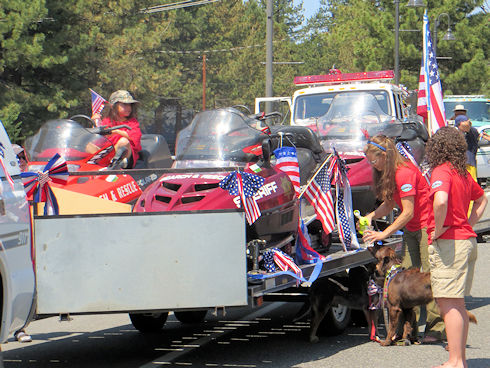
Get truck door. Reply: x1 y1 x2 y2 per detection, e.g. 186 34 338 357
254 97 292 125
0 123 36 343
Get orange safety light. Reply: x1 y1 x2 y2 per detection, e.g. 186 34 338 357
294 70 395 86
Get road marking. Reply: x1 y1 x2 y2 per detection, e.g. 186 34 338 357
139 302 286 368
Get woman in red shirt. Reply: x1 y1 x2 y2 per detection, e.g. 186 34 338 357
93 90 142 168
362 134 444 342
426 126 487 368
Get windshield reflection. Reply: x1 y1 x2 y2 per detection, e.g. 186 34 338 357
174 108 267 168
24 119 112 162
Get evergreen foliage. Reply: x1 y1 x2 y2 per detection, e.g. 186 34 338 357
0 0 488 141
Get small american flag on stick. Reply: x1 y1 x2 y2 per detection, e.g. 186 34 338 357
90 89 107 116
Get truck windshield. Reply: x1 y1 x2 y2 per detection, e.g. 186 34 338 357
174 108 267 168
444 101 489 122
294 90 391 125
24 120 112 162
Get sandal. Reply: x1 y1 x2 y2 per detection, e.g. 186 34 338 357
15 331 32 343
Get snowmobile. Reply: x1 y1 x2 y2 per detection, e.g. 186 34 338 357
133 107 327 249
23 116 173 204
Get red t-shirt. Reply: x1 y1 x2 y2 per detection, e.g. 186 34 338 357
102 117 142 166
392 160 430 232
428 162 484 242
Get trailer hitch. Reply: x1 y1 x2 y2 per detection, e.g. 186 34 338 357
246 239 267 272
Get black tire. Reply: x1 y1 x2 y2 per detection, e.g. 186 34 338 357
129 312 168 333
319 304 351 336
174 310 208 324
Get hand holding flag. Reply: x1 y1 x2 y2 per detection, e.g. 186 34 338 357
90 89 107 126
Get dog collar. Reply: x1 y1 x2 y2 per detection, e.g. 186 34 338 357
383 264 403 304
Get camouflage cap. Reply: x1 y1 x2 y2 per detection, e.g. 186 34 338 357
109 90 139 105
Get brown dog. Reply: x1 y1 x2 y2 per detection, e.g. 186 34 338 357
375 246 477 346
294 265 381 343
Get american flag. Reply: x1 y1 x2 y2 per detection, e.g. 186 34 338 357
274 146 300 197
396 141 430 185
90 89 107 116
272 248 303 281
219 171 265 225
416 10 446 135
303 156 336 235
295 215 325 264
335 157 360 250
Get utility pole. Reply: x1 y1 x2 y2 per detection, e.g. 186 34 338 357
265 0 273 113
202 54 206 111
394 0 400 85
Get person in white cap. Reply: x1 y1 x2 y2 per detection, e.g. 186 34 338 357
449 104 467 120
12 144 28 172
91 90 142 168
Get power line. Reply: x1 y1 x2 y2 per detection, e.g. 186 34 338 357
154 39 287 55
141 0 220 13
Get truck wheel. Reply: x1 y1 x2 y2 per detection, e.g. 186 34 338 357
129 312 168 333
174 310 207 324
319 304 351 336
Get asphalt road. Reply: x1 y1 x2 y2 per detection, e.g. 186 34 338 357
2 243 489 368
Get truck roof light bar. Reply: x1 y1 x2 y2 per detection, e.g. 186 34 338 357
294 70 395 86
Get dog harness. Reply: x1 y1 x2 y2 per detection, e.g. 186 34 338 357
383 264 404 306
368 278 383 310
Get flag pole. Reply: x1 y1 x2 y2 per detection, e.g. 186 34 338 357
298 153 333 200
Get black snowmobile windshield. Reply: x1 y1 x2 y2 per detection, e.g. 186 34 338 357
24 119 112 162
308 92 397 154
174 109 268 168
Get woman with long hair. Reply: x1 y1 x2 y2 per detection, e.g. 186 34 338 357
92 90 142 168
362 134 444 343
425 126 487 368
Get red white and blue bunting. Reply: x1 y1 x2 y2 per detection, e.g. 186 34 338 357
20 153 68 215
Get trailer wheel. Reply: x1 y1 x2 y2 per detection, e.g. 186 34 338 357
174 310 207 324
129 312 168 333
319 304 351 336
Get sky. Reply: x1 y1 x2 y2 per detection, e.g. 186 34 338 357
294 0 490 21
294 0 321 21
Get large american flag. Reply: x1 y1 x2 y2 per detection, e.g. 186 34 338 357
219 171 265 225
303 156 336 235
90 89 107 116
416 10 446 135
274 146 300 197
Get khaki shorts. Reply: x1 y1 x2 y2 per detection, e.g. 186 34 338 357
428 238 477 298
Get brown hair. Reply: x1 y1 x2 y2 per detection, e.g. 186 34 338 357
103 102 138 122
425 126 467 176
364 135 407 202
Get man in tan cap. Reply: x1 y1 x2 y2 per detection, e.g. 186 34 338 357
449 104 467 120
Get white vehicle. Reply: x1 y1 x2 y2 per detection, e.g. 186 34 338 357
255 70 429 214
0 124 36 343
255 70 410 127
477 125 490 182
